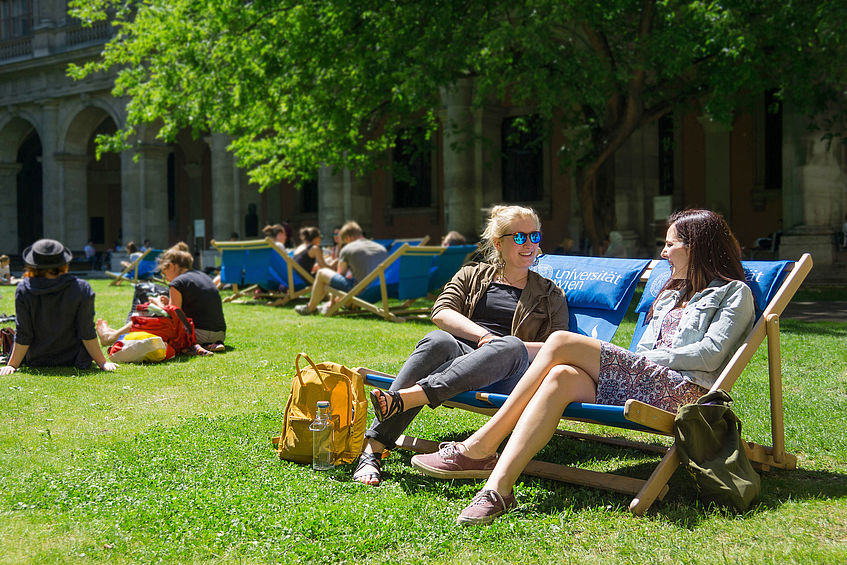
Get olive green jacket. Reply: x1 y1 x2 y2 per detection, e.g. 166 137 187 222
431 262 569 342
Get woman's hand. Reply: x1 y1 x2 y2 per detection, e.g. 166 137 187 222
477 332 498 347
0 365 16 375
99 362 119 371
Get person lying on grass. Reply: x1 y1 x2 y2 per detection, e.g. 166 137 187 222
1 239 118 375
411 208 755 526
355 204 569 486
97 244 226 355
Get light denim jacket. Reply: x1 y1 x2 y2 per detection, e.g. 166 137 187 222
636 279 754 389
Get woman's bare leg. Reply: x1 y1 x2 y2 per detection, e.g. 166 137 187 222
96 319 131 346
459 331 602 458
483 365 596 494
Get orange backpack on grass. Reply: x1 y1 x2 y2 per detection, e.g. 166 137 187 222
272 353 367 465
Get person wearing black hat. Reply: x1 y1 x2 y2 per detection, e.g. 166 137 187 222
0 239 118 375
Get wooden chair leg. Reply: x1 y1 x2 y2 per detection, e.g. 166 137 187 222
629 444 679 516
766 314 785 465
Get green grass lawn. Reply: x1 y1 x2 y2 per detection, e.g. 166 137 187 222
1 281 846 564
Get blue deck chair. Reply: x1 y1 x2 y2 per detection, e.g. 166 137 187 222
629 259 795 351
531 254 651 342
324 244 443 322
106 248 164 285
211 238 315 305
357 253 812 515
385 236 430 255
427 244 479 293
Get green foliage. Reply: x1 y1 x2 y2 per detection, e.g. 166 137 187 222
68 0 847 190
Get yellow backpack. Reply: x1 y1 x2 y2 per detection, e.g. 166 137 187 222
273 353 367 465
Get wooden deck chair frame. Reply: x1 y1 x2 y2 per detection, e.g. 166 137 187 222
211 238 316 305
324 244 443 322
105 248 160 286
357 253 812 515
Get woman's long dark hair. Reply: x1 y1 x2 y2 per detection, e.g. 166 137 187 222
657 208 745 306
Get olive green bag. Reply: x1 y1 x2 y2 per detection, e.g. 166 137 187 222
673 390 761 512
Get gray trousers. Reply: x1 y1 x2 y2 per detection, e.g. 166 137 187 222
364 329 529 449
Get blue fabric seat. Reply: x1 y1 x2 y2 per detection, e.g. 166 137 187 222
212 238 315 306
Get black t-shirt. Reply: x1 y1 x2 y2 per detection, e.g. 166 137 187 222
469 282 521 341
170 270 226 332
293 244 316 274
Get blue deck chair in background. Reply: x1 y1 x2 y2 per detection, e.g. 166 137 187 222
215 245 248 302
372 239 394 250
211 238 315 305
324 244 443 322
385 236 430 254
358 253 812 515
427 244 479 294
106 248 164 286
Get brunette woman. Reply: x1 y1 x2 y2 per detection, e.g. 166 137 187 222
1 239 117 374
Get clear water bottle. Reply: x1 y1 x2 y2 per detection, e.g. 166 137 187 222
309 401 334 470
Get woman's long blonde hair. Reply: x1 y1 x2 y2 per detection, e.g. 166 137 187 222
479 205 540 268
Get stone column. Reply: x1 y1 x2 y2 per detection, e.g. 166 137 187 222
317 166 372 235
140 144 170 247
210 133 237 242
476 105 504 210
318 165 344 237
439 79 480 237
52 153 89 249
0 163 20 251
120 149 142 244
779 111 847 265
697 116 733 222
40 101 64 243
120 143 169 247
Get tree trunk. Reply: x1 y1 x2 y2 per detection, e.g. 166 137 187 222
575 157 616 254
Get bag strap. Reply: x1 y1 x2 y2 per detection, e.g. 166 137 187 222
294 352 325 386
172 307 194 336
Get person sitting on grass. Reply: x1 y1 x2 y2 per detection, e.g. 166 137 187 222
0 254 18 285
97 244 226 354
411 208 755 525
353 205 569 486
294 221 387 316
0 239 118 375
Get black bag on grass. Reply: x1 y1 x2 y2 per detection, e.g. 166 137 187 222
673 389 761 512
126 282 169 322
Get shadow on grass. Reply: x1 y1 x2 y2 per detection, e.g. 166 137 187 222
386 427 847 526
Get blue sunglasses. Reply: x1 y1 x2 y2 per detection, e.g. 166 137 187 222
501 231 541 245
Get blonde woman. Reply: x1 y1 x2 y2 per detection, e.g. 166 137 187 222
353 205 569 486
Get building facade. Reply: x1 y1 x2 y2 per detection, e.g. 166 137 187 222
2 2 845 268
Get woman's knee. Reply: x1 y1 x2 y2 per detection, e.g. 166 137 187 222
416 329 457 354
546 330 574 349
540 364 595 401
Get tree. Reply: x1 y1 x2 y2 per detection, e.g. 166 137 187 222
70 0 847 248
